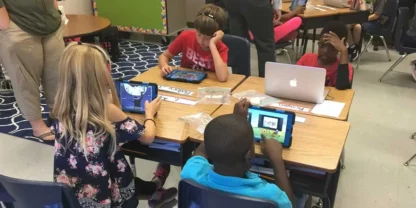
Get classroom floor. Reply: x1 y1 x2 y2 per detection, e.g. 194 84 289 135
1 41 416 208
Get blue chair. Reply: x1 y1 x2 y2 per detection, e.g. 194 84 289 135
356 0 399 69
178 179 278 208
0 174 81 208
379 7 416 82
221 34 251 77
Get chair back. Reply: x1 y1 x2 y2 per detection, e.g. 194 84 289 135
221 34 251 77
178 179 278 208
0 174 81 208
394 7 416 53
381 0 399 34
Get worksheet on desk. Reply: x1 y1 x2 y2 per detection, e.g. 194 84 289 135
311 100 345 118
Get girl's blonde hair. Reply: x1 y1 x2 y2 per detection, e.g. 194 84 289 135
53 42 120 157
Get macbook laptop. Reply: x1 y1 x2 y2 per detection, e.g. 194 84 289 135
323 0 350 8
265 62 328 104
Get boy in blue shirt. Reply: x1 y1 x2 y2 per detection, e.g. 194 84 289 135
181 99 295 208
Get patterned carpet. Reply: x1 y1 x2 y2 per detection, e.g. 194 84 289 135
0 40 180 144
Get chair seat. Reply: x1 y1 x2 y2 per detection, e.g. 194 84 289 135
275 41 292 49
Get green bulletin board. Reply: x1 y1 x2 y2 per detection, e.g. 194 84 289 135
92 0 167 35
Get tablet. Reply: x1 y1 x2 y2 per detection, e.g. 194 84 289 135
115 80 158 114
290 0 308 11
164 70 207 84
247 106 295 148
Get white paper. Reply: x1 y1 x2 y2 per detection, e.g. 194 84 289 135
311 101 345 118
161 95 196 106
269 103 310 112
295 116 306 123
158 85 194 96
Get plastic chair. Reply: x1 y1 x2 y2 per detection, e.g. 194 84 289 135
356 0 399 69
0 174 81 208
178 179 278 208
222 34 251 77
379 7 416 82
275 41 293 64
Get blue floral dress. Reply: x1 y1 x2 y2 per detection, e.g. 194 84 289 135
52 117 144 208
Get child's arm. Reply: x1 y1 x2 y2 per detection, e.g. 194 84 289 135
158 32 185 77
368 13 381 21
193 143 208 158
280 6 305 22
210 30 229 82
368 0 385 21
323 32 351 90
158 51 175 76
107 96 162 145
261 135 296 206
0 5 10 30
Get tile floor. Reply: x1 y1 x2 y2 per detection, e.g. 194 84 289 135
1 41 416 208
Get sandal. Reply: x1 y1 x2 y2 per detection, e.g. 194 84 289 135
37 131 55 141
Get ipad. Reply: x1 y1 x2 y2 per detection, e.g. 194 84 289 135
164 70 207 84
115 80 158 114
290 0 308 11
247 106 295 148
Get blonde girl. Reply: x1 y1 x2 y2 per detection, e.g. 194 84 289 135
52 42 176 208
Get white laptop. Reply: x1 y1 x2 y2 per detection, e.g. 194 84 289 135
265 62 328 104
323 0 350 8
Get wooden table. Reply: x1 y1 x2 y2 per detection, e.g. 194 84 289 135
126 67 246 143
63 15 111 38
193 101 350 173
226 76 354 121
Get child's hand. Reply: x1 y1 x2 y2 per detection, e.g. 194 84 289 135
261 134 283 160
145 96 162 118
160 65 173 77
274 9 282 22
294 6 306 14
323 31 347 53
273 19 283 26
233 98 250 117
209 30 224 46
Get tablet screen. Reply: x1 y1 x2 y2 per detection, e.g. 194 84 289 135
167 70 206 82
119 82 155 113
248 107 289 144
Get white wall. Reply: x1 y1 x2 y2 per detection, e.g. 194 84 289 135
58 0 93 15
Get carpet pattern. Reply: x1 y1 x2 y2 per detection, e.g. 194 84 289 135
0 41 180 143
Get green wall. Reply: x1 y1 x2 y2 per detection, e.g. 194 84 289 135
95 0 164 30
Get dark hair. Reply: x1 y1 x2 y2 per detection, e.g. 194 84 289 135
194 4 227 36
321 21 348 43
204 114 254 166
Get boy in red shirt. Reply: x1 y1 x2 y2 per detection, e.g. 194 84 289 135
297 21 353 90
158 4 229 81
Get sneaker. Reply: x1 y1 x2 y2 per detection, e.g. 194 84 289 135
351 48 360 61
152 163 170 189
148 187 178 208
373 45 379 51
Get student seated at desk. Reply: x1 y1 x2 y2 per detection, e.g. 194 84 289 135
347 0 388 59
297 21 353 90
51 43 177 208
181 99 308 208
158 4 229 81
249 6 304 43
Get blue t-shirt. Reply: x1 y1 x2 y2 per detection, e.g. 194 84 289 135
181 156 292 208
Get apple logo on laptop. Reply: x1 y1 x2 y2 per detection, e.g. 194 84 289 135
289 78 297 87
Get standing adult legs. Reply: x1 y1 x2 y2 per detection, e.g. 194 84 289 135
0 21 52 139
244 0 275 77
223 0 248 39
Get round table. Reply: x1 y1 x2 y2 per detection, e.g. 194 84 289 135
63 14 111 38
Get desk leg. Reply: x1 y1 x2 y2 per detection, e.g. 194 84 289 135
181 140 197 168
129 156 137 177
301 30 309 56
296 29 301 59
312 28 316 53
323 163 341 208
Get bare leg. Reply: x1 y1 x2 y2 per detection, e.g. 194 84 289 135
353 24 362 45
347 24 355 46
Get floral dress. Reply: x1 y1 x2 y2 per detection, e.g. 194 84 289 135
52 118 144 208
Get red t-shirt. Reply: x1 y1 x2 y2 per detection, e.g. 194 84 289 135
297 53 353 87
168 30 228 72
